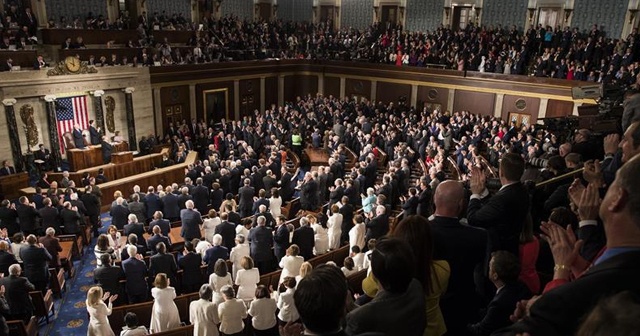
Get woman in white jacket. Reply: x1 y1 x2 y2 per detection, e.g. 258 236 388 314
235 256 260 303
86 286 118 336
218 285 247 335
269 188 282 218
189 284 220 336
248 285 278 335
278 244 304 285
327 204 343 250
310 214 329 255
349 214 366 251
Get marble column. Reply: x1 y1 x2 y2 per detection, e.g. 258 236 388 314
2 99 23 172
124 87 138 151
92 90 106 135
44 95 62 171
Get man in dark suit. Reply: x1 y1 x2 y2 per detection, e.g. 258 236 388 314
0 241 18 276
279 167 294 203
430 180 488 335
124 214 146 246
128 193 147 224
39 227 63 270
273 215 290 263
148 242 178 290
400 188 419 217
146 225 171 255
149 211 171 236
101 135 113 163
0 264 35 322
34 144 51 171
81 186 101 237
93 254 125 306
177 241 203 294
16 196 39 235
467 251 531 336
248 216 274 274
251 190 270 215
339 196 355 244
254 204 275 229
416 178 432 218
19 234 52 293
72 124 85 149
292 217 315 262
88 120 101 145
162 191 180 222
121 245 148 303
144 187 163 221
214 213 237 251
110 197 130 230
329 179 345 205
180 200 203 241
262 170 277 197
0 160 16 176
0 200 19 236
177 187 192 210
467 153 528 258
364 205 389 243
300 172 318 211
203 235 229 275
496 154 640 336
191 178 209 215
238 178 255 218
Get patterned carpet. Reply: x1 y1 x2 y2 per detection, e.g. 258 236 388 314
41 214 112 336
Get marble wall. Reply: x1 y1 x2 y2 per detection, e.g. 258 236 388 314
220 0 254 20
0 67 153 161
481 0 528 30
45 0 107 22
341 0 374 29
405 0 445 32
277 0 313 22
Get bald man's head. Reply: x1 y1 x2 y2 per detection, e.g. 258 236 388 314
434 180 465 218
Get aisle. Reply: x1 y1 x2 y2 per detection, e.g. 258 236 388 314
43 215 111 336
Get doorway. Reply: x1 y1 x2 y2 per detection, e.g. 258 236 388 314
259 3 272 21
381 5 399 28
508 112 532 128
452 6 473 30
163 104 184 133
538 7 561 28
203 89 230 125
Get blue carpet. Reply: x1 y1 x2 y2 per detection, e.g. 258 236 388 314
42 213 112 336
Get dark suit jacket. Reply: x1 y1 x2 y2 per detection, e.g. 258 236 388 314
178 252 203 288
144 193 163 220
124 223 146 245
20 245 52 284
210 189 224 211
365 215 389 241
273 224 290 261
128 201 146 224
0 275 34 316
73 128 85 148
329 186 345 205
39 235 62 267
177 194 192 210
0 251 18 276
94 265 125 296
60 208 81 234
89 126 101 145
238 186 255 212
495 250 640 336
121 257 148 295
248 226 273 262
0 207 19 235
292 225 315 261
214 221 237 251
467 182 529 257
0 166 15 176
300 179 318 210
110 204 130 230
180 208 203 240
203 246 229 274
146 234 170 255
430 216 488 334
149 252 178 285
401 195 419 216
279 172 294 202
227 212 241 227
80 192 101 217
191 185 210 214
162 193 180 219
149 219 171 236
16 204 39 233
468 282 531 336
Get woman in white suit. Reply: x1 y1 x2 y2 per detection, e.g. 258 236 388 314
86 286 118 336
229 234 250 280
310 214 328 255
349 214 366 251
235 256 260 303
248 285 278 335
268 188 282 218
278 244 304 285
327 204 343 250
218 285 247 335
149 273 180 333
189 284 220 336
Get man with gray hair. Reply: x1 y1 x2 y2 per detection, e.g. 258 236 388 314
300 172 318 211
121 245 148 303
181 199 203 241
0 263 35 322
110 196 131 230
124 213 145 246
364 205 389 244
293 216 315 261
248 215 274 274
39 227 62 269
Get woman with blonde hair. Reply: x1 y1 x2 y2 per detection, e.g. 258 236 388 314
149 273 180 333
278 244 304 285
235 256 260 303
295 262 313 285
86 286 118 336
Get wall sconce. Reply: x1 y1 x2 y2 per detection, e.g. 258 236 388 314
475 6 482 24
564 8 573 22
630 8 639 23
444 6 451 21
527 7 536 22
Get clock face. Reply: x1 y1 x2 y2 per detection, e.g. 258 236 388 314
64 56 81 72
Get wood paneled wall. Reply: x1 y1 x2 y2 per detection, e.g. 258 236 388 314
546 99 575 118
376 82 411 105
345 78 371 100
502 95 541 121
324 76 341 98
453 90 496 116
417 86 449 111
283 75 319 102
195 81 235 122
265 76 279 108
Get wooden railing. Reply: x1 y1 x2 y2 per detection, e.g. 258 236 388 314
535 168 584 189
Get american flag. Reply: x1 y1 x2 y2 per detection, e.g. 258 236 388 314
56 96 89 154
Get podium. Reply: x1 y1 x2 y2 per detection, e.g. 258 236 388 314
0 172 29 200
67 142 129 171
112 151 133 165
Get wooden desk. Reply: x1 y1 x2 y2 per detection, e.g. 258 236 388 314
0 172 29 200
67 142 128 171
111 151 133 165
0 50 38 68
143 226 204 251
